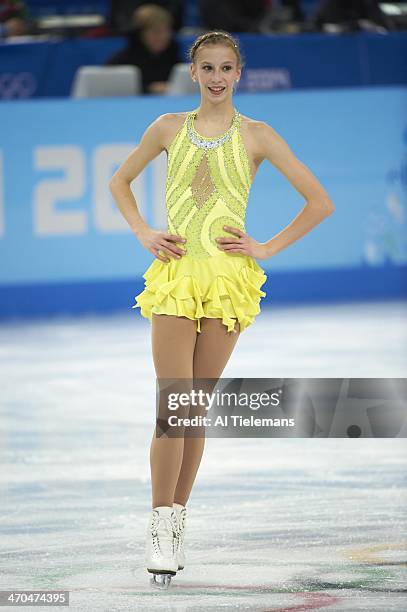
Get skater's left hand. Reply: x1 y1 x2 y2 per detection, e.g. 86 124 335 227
216 226 269 259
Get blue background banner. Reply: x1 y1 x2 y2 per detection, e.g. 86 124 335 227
0 32 406 99
0 87 406 317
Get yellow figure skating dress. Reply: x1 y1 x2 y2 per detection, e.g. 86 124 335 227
132 107 267 333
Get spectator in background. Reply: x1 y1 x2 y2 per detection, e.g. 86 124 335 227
0 0 30 38
108 0 184 34
105 4 182 94
312 0 393 32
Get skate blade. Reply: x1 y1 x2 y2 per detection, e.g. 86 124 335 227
149 572 174 589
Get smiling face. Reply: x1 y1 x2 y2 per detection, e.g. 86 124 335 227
190 43 241 101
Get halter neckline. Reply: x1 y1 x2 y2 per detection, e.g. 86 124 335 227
189 108 239 141
187 109 240 150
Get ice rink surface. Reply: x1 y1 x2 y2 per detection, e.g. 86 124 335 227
0 300 406 611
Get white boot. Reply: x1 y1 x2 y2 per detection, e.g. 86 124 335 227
145 506 178 577
173 502 187 570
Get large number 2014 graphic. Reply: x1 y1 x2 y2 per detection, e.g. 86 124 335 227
33 145 146 236
0 145 167 238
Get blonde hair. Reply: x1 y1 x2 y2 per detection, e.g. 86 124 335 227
188 30 244 68
133 4 173 31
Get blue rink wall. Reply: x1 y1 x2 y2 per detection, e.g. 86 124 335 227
0 87 406 318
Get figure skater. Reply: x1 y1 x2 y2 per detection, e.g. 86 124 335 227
109 29 335 588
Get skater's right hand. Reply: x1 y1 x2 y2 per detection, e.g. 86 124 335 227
135 226 187 263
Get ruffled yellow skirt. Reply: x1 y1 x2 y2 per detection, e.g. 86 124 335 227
132 252 267 334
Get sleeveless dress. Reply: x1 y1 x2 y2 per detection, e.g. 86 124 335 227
132 107 267 334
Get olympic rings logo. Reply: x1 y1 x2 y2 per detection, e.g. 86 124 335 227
0 72 36 99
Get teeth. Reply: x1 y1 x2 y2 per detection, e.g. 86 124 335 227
209 87 224 91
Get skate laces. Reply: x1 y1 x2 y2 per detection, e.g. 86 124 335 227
150 510 177 556
176 508 187 552
177 508 186 535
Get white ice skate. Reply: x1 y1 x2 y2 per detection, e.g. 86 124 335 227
146 506 178 588
173 502 187 571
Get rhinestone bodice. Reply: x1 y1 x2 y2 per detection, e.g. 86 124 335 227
187 109 241 150
165 108 252 258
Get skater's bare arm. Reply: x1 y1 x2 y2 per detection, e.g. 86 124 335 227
109 115 168 234
109 115 186 263
253 121 336 258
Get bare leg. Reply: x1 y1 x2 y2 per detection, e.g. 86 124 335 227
150 313 197 508
173 317 240 506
